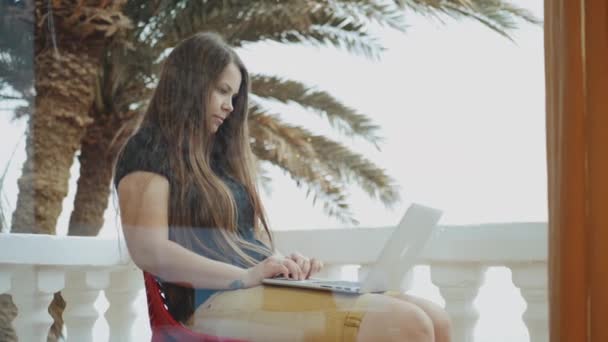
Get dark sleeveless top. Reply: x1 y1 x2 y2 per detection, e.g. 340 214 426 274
113 124 267 312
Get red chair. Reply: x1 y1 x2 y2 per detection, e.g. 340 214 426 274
143 271 248 342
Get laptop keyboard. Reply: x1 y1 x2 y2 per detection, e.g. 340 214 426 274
311 280 360 287
271 278 360 287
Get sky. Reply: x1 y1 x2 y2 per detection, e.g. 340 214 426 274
239 0 546 231
0 1 545 341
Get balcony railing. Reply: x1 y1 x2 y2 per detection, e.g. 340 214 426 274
0 222 547 342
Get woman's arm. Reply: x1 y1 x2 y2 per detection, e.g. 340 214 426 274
118 172 291 288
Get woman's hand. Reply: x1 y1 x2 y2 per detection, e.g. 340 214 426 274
244 255 304 287
287 252 324 279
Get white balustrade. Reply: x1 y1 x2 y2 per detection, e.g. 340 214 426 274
11 266 65 342
431 263 486 342
510 262 549 342
63 269 110 342
104 266 142 342
0 234 137 342
0 269 12 294
315 263 343 279
0 222 548 342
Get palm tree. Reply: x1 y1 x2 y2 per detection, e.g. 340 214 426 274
0 0 539 340
8 0 130 234
67 0 541 237
1 0 131 340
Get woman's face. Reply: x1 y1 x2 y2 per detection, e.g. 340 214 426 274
207 62 242 134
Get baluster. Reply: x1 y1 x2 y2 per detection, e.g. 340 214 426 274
104 266 142 342
62 269 110 341
357 265 371 282
400 269 415 292
0 268 11 294
510 262 548 342
11 266 65 342
316 263 343 279
431 263 486 342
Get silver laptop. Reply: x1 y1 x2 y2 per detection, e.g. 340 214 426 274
262 203 442 294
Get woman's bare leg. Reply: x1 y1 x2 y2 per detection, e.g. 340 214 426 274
357 294 435 342
391 293 453 342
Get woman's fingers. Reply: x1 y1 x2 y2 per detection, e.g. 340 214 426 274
279 264 290 279
301 259 311 278
285 253 325 279
266 256 290 279
309 258 324 277
281 257 303 280
290 252 311 279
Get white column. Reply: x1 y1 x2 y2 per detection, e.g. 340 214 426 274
11 266 65 342
104 267 143 342
431 263 486 342
0 268 12 294
510 262 548 342
62 269 109 342
357 265 372 282
316 263 343 279
400 269 415 292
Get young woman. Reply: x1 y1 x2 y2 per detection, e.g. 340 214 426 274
114 32 452 342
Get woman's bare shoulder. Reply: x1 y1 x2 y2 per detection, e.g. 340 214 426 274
117 171 170 201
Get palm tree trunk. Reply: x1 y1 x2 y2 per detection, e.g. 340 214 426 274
67 113 138 236
11 49 96 234
67 122 115 236
4 48 98 341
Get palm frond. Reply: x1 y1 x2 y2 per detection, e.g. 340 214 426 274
149 1 385 59
251 74 383 146
397 0 541 40
33 0 132 53
308 135 399 205
0 1 34 99
297 25 384 60
249 107 357 224
249 104 401 222
330 0 408 31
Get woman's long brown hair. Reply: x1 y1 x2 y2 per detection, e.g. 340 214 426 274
116 32 274 321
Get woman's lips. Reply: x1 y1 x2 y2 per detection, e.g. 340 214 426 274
213 115 224 125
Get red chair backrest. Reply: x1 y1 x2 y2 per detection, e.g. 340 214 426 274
143 271 248 342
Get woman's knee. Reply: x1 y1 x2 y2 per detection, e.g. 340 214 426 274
358 299 435 342
396 294 452 341
431 308 452 341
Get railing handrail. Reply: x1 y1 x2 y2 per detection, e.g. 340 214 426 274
1 222 547 266
0 233 130 266
273 222 547 264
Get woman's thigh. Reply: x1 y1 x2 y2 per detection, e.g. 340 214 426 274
189 286 367 341
386 292 452 342
186 286 438 342
187 286 365 341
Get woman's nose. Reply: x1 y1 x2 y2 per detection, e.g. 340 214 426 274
223 100 234 113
